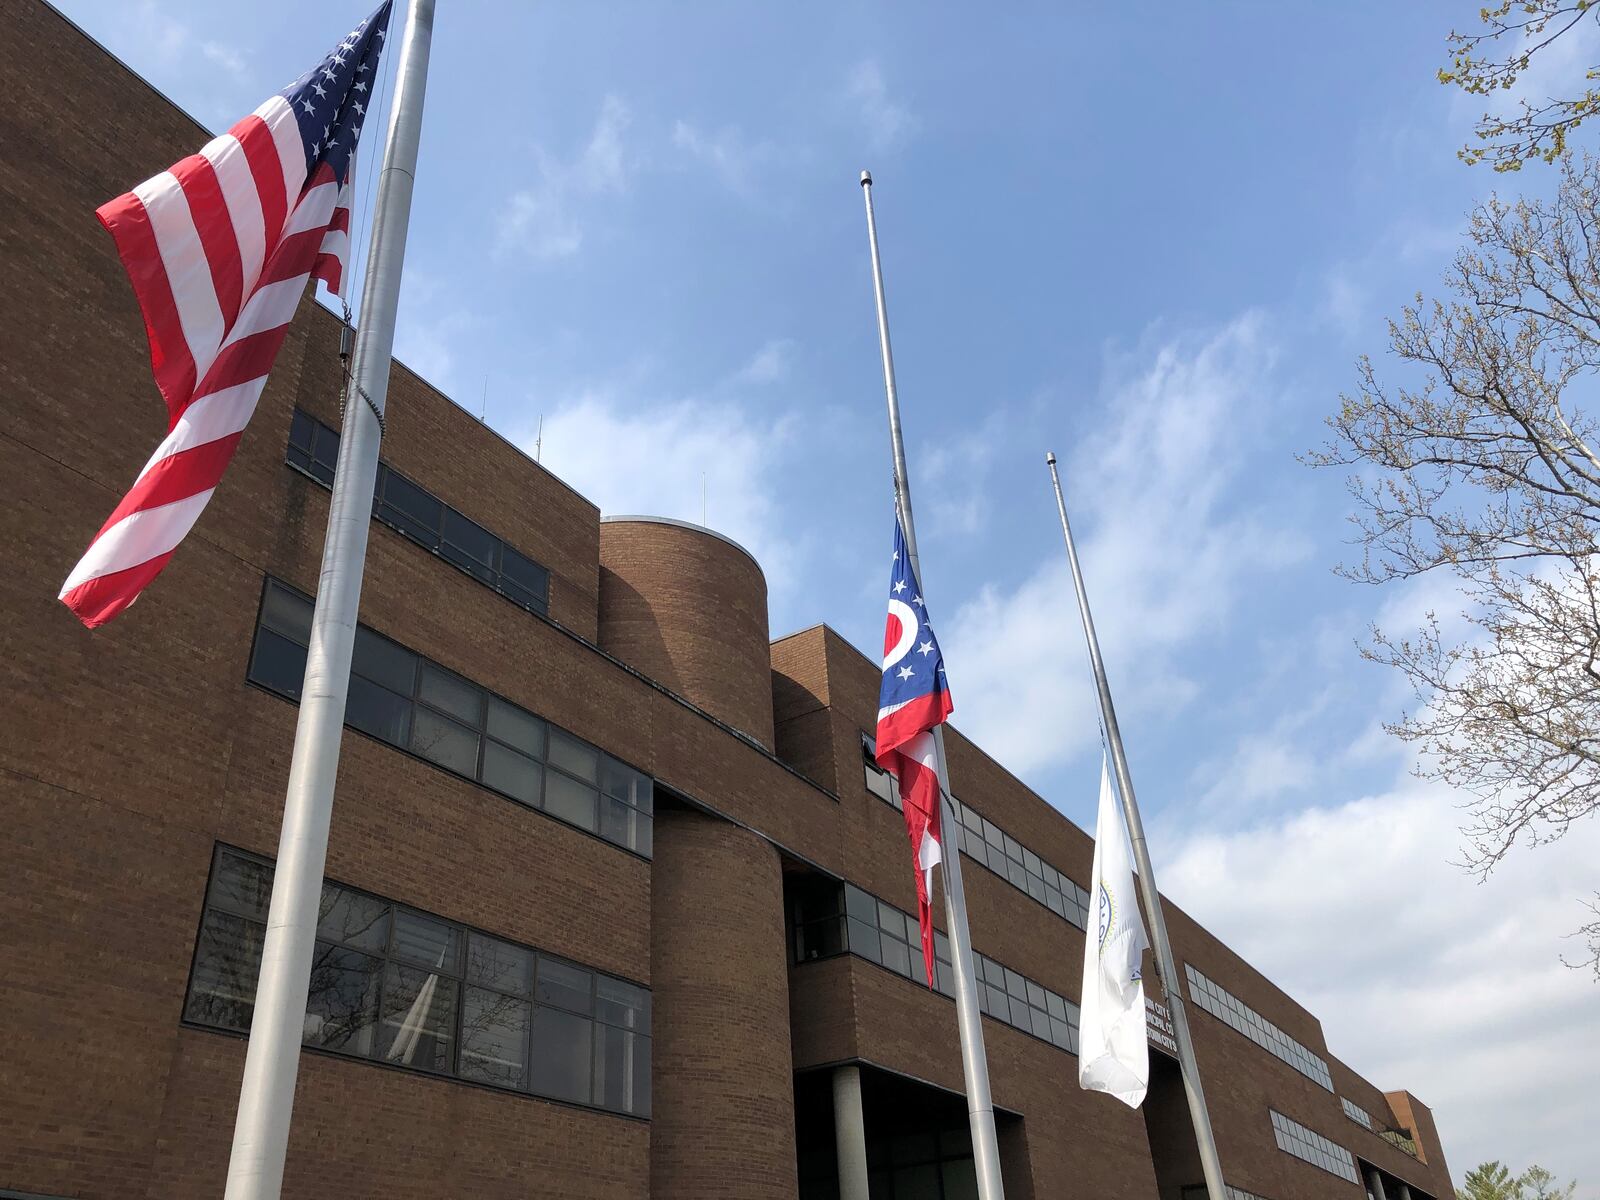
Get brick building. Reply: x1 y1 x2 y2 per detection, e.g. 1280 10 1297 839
0 3 1454 1198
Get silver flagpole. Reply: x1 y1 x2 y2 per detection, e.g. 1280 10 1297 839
861 170 1006 1200
1046 452 1227 1200
224 2 436 1196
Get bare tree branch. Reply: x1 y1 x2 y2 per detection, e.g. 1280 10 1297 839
1308 155 1600 971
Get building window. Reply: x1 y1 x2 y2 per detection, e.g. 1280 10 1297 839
1341 1098 1421 1159
286 409 551 617
1341 1096 1375 1130
867 1122 978 1199
1185 964 1333 1091
1380 1128 1420 1158
286 408 340 486
861 733 903 809
248 578 653 856
790 876 1079 1055
183 846 651 1117
1268 1110 1360 1185
948 794 1091 931
859 735 1091 934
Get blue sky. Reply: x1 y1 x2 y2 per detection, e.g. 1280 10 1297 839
57 0 1600 1191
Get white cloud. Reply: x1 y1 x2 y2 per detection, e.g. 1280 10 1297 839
919 420 1002 536
1158 773 1600 1196
1318 264 1368 339
671 120 795 198
499 96 632 259
731 338 796 387
103 1 254 125
389 268 481 400
526 386 802 604
1198 733 1314 811
942 315 1309 776
200 40 247 74
849 60 915 152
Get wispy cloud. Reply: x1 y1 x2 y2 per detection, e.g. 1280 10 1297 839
499 96 633 260
111 0 253 124
848 60 915 152
729 338 796 387
941 314 1308 777
525 376 804 606
199 40 247 75
671 120 799 199
391 268 482 400
918 417 1004 536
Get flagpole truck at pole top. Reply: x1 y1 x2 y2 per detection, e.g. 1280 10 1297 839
225 2 435 1197
860 170 1008 1200
1046 451 1229 1200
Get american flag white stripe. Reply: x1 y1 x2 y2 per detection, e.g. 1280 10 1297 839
256 97 312 207
59 4 389 627
197 133 273 299
133 170 230 383
60 181 348 603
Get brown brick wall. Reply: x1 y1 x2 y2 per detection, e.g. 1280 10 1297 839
650 809 798 1199
600 519 776 749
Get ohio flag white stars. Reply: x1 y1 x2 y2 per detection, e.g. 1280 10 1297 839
874 513 953 987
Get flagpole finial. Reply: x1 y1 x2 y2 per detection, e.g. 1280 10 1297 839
860 170 873 186
1046 451 1056 465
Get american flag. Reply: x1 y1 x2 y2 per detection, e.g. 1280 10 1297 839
59 3 393 628
874 513 954 986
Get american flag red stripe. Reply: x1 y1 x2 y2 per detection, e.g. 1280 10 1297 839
61 6 390 627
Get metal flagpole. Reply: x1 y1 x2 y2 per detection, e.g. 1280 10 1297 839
1045 451 1227 1200
860 170 1007 1200
223 2 436 1196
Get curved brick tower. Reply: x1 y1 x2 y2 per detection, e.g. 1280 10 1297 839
597 517 775 749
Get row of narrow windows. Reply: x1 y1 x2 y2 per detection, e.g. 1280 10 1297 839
287 409 551 616
861 736 1091 932
248 578 655 857
1342 1096 1421 1159
1185 963 1333 1090
790 875 1083 1057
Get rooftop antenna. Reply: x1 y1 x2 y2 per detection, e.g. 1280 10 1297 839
535 414 543 463
479 374 487 423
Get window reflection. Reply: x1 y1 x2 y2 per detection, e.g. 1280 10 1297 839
183 846 652 1117
247 579 654 856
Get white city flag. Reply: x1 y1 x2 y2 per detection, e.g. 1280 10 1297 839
1078 754 1150 1107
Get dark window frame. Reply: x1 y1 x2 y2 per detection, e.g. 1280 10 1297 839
182 844 652 1119
246 576 653 858
860 732 1091 933
1186 963 1333 1091
790 875 1081 1057
285 409 551 618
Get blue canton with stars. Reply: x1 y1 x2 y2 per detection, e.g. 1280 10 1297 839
280 1 392 189
877 514 950 713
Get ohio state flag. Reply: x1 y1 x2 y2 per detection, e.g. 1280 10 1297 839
874 513 954 986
